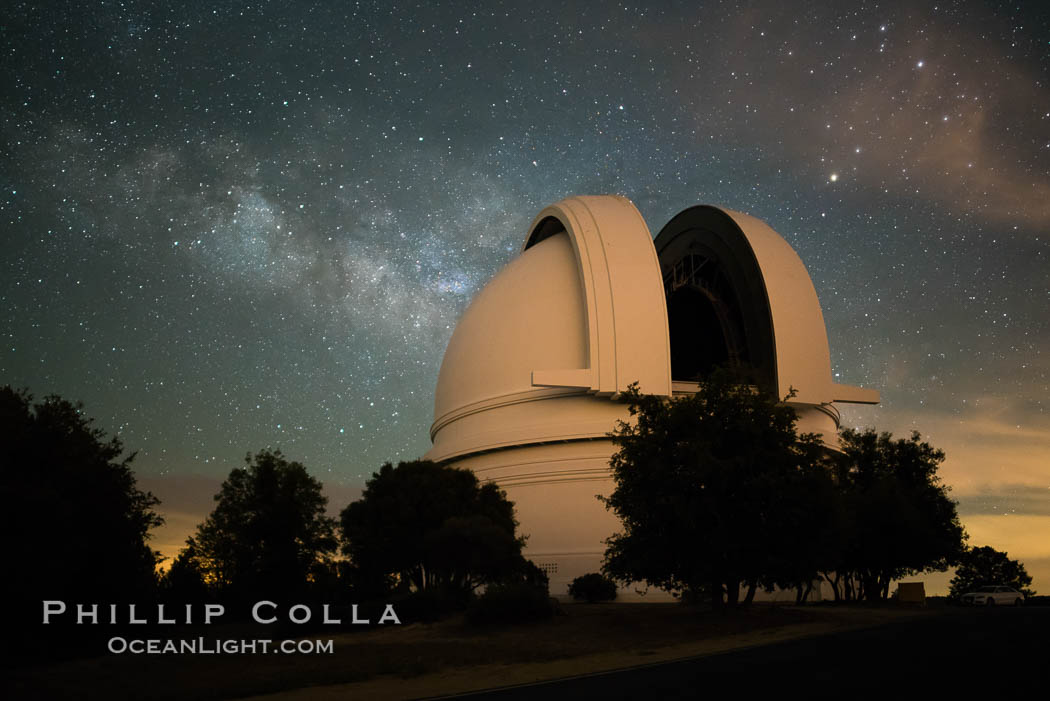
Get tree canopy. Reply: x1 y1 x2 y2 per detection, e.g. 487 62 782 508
568 573 618 603
829 428 967 601
0 387 163 609
948 546 1034 598
339 460 526 596
601 370 831 609
601 371 970 607
181 449 337 603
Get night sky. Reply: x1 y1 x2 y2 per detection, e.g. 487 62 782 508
3 1 1048 592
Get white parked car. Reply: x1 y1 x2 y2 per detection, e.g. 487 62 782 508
960 585 1025 606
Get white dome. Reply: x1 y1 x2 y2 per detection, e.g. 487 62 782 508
428 195 672 463
433 231 588 427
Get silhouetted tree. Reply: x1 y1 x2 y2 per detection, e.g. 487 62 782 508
601 370 828 609
762 461 842 604
340 460 526 598
466 566 555 626
829 429 966 601
181 449 337 605
0 386 162 650
159 541 211 604
948 546 1034 599
569 573 618 603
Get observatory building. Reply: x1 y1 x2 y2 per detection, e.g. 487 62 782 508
426 196 878 597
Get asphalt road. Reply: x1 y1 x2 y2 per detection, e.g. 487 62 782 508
443 607 1049 699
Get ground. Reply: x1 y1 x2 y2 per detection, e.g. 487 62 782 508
3 602 944 700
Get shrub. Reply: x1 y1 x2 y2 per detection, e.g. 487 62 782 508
391 586 472 623
569 573 618 603
466 582 556 625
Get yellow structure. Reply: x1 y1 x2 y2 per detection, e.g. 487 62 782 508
427 196 878 597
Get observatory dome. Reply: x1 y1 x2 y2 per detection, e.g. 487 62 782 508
431 231 589 452
429 195 671 463
426 195 878 598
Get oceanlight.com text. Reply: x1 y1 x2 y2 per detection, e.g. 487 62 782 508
107 637 334 655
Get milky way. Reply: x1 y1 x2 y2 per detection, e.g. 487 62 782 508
2 1 1048 587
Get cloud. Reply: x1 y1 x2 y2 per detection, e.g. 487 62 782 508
843 401 1050 493
826 57 1050 226
961 514 1050 560
958 484 1050 517
648 3 1050 227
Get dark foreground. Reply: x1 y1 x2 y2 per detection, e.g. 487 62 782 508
5 604 1043 699
447 606 1049 699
